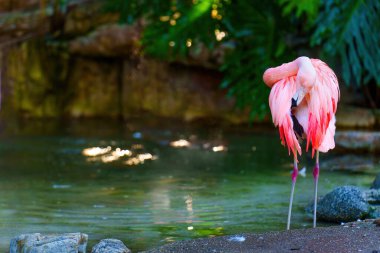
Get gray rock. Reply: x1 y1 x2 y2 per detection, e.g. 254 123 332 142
9 233 88 253
364 189 380 204
371 173 380 189
313 186 370 222
91 239 131 253
322 155 375 172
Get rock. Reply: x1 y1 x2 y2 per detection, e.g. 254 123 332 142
0 0 87 44
336 105 375 128
91 239 131 253
364 189 380 204
4 40 69 118
322 155 375 172
9 233 88 253
65 57 121 118
313 186 370 222
64 1 119 37
371 173 380 189
3 40 248 122
0 8 50 44
69 24 141 57
0 0 39 12
335 131 380 153
122 57 249 123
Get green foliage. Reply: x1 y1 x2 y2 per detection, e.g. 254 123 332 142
278 0 320 20
103 0 169 24
312 0 380 86
220 1 295 119
142 0 220 59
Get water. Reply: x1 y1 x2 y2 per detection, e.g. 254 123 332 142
0 119 376 252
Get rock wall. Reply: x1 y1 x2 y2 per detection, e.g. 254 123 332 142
1 0 375 127
3 40 68 118
0 0 249 123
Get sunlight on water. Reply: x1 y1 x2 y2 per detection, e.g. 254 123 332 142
0 120 376 251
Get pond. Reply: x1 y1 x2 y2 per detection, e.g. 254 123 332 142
0 119 375 251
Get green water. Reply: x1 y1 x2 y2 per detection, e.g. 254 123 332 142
0 120 376 252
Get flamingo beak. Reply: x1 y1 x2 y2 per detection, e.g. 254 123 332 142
292 88 306 107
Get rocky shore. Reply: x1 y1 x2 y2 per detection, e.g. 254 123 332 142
10 219 380 253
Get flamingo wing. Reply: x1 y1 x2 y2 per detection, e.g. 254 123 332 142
306 59 340 155
269 76 301 158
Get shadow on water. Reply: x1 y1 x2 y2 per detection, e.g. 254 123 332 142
0 119 377 251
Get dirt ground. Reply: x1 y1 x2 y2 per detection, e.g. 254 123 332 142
143 220 380 253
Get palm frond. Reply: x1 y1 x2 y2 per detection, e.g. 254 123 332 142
221 1 296 119
312 0 380 86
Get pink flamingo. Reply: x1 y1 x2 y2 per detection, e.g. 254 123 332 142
263 56 339 230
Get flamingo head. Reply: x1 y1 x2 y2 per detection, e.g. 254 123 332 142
292 57 317 106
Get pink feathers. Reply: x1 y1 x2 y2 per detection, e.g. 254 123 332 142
263 57 340 159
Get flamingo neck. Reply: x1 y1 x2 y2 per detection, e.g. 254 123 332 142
263 61 298 88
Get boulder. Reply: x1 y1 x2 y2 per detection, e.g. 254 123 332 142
321 155 375 172
312 186 370 222
69 24 141 57
9 233 88 253
91 239 131 253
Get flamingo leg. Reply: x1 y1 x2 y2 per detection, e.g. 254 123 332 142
313 151 320 228
287 157 298 230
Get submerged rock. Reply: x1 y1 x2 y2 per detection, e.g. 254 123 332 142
313 186 370 222
321 155 375 172
9 233 88 253
335 131 380 153
91 239 131 253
